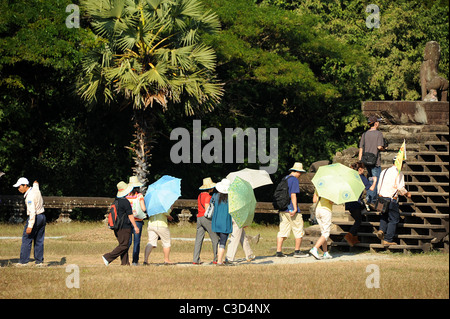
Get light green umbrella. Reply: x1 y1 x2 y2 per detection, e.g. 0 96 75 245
228 177 257 228
311 163 365 205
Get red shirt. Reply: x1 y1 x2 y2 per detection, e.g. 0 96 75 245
197 192 212 217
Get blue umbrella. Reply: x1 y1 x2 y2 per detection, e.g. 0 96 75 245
144 175 181 217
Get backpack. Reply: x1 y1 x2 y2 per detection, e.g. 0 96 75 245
273 175 294 211
361 131 378 167
107 199 124 230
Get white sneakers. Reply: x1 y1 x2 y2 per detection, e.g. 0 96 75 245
309 247 333 260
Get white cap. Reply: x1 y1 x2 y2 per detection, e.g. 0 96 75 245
13 177 30 187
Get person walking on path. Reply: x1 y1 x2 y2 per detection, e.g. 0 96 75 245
211 179 233 265
144 208 175 265
276 163 308 258
13 178 46 266
358 115 386 207
193 177 220 265
375 157 411 245
309 192 334 260
344 162 371 246
225 218 256 264
103 181 140 266
126 176 147 265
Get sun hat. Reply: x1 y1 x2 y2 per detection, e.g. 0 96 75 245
289 162 306 173
13 177 30 187
199 177 216 190
215 178 231 194
128 176 144 188
116 181 133 198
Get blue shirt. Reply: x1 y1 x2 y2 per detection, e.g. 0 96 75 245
284 175 300 213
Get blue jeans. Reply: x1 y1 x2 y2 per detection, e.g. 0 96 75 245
20 214 46 264
366 165 381 204
379 200 400 242
128 220 144 263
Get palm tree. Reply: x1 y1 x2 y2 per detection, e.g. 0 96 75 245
78 0 223 187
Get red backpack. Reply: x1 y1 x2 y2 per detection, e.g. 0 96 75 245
107 200 124 230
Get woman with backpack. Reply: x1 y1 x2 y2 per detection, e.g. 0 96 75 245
102 181 140 266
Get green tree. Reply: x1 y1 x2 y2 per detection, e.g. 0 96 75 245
78 0 224 187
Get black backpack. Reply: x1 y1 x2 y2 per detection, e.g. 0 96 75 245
107 199 125 230
273 175 294 211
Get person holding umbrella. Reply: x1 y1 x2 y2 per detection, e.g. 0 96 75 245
143 175 181 265
193 177 220 265
211 179 233 265
310 163 366 259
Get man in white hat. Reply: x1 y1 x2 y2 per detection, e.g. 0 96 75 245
13 177 46 266
276 163 308 258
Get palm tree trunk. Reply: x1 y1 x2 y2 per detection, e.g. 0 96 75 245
127 108 153 192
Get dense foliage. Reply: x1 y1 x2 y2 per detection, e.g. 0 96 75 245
1 0 448 205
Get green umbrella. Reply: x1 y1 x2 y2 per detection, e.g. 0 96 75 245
228 177 257 228
311 163 365 205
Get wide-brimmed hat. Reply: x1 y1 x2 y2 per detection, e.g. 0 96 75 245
199 177 216 190
215 178 231 194
289 162 306 173
13 177 30 187
128 176 144 188
116 181 133 198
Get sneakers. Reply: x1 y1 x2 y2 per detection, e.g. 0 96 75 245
309 247 332 260
309 247 321 260
102 256 109 266
246 254 256 262
322 252 333 259
275 251 287 258
294 250 309 258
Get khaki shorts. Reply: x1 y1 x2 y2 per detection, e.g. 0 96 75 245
277 212 305 238
147 225 171 248
316 207 332 239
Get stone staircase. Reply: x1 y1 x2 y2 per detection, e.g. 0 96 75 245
330 125 449 253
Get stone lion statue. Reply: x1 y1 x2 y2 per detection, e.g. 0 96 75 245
420 41 449 101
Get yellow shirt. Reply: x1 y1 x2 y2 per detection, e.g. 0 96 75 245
315 192 333 212
148 210 171 228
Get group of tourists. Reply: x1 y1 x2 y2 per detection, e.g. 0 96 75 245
11 115 411 266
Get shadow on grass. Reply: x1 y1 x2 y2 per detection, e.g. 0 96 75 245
0 257 67 267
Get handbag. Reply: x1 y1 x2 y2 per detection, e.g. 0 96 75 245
204 196 215 219
375 197 390 213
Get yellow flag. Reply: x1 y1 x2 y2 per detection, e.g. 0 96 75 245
395 140 406 172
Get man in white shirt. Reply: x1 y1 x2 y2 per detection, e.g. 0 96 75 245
375 159 411 245
13 177 46 266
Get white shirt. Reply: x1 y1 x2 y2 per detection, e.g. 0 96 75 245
377 166 407 199
24 182 45 228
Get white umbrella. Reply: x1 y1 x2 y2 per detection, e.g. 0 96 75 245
226 168 273 189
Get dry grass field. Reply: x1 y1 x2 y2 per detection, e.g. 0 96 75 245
0 221 448 300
